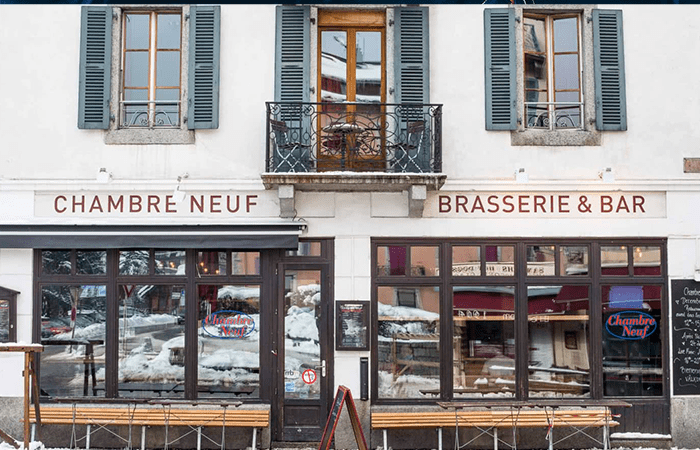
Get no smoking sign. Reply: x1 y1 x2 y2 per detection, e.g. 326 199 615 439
302 369 317 384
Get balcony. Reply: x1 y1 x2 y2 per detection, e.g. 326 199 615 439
525 102 583 130
262 102 445 193
120 100 181 128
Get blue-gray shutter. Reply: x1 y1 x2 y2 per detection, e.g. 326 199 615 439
78 6 112 130
274 6 310 104
484 8 516 131
188 5 220 129
394 7 430 105
593 9 627 131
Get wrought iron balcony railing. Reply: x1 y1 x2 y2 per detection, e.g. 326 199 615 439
120 100 181 128
265 102 442 173
525 102 584 130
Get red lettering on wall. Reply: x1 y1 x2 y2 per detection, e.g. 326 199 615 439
502 195 514 213
210 195 222 213
438 195 451 213
191 196 204 213
533 195 545 213
616 196 630 213
147 195 160 213
633 195 646 213
558 195 569 213
129 196 142 213
455 195 468 213
518 195 529 213
72 195 85 213
54 196 67 213
471 196 485 213
165 195 176 213
487 195 499 213
246 195 258 213
89 196 103 213
108 195 124 212
227 195 241 213
601 196 613 213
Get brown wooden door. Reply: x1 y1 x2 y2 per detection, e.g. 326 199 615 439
273 264 333 442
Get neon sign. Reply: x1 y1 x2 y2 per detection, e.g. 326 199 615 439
202 310 255 339
606 311 657 340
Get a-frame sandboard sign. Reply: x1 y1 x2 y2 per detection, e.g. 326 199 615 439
318 385 368 450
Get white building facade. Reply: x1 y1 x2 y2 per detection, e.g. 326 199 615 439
1 3 700 448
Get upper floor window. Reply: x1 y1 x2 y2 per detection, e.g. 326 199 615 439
484 7 626 145
122 11 182 128
77 5 220 144
523 14 582 130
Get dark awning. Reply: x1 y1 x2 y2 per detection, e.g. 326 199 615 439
0 223 305 249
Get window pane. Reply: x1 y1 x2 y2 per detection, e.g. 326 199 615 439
601 246 628 276
123 89 149 127
378 286 440 398
526 245 555 276
119 250 149 275
633 246 662 276
524 17 546 53
125 14 150 50
40 285 107 398
411 246 439 277
377 246 406 276
602 285 663 396
528 285 590 398
485 246 515 277
198 285 260 398
553 17 578 53
554 54 580 91
355 31 381 104
124 51 149 88
285 241 322 257
321 31 347 103
197 251 226 276
560 246 589 276
453 286 515 398
42 250 71 275
118 285 185 398
525 54 547 91
155 250 185 275
156 51 180 87
155 88 180 127
76 251 106 275
157 14 181 49
232 252 260 275
452 246 481 276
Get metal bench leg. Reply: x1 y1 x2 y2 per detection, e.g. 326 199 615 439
438 427 442 450
141 425 146 450
86 424 91 450
548 426 553 450
493 427 498 450
252 427 258 449
197 426 202 450
383 429 388 450
30 423 35 442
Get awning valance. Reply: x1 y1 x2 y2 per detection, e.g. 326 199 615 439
0 223 305 249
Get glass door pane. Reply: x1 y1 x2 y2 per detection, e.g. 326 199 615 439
284 270 322 399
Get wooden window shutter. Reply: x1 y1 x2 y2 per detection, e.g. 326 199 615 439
78 6 112 130
394 7 430 105
484 8 516 131
188 5 221 130
274 6 310 104
593 9 627 131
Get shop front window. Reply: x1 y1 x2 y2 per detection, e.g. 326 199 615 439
602 285 663 396
197 285 260 398
453 286 515 398
377 285 440 398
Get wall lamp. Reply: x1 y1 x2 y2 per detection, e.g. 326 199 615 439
173 173 189 203
96 167 113 183
515 167 528 183
599 167 615 183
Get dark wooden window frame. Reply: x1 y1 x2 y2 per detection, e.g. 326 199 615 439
0 286 19 343
371 238 669 405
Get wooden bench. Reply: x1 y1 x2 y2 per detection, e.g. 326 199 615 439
372 404 624 450
28 402 269 450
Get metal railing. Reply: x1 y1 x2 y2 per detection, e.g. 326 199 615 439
120 100 181 128
265 102 442 173
525 102 584 130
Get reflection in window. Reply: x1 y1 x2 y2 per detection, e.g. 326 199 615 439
378 286 440 398
560 246 588 276
285 241 322 257
410 246 439 276
633 246 661 276
528 285 590 398
601 246 628 276
155 250 186 275
452 246 481 276
452 286 515 398
77 251 107 275
602 285 663 397
40 285 107 397
232 252 260 275
526 245 555 276
485 245 515 277
197 285 260 398
119 250 149 275
377 246 406 276
118 284 185 398
42 251 71 275
0 299 10 343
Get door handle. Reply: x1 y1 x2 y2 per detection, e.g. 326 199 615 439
314 360 326 377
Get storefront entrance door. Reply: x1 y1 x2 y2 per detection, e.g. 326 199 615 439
273 265 332 442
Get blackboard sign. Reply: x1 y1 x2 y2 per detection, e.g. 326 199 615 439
671 280 700 395
336 301 369 350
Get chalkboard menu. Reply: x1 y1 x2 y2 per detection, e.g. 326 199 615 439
671 280 700 395
336 301 369 350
